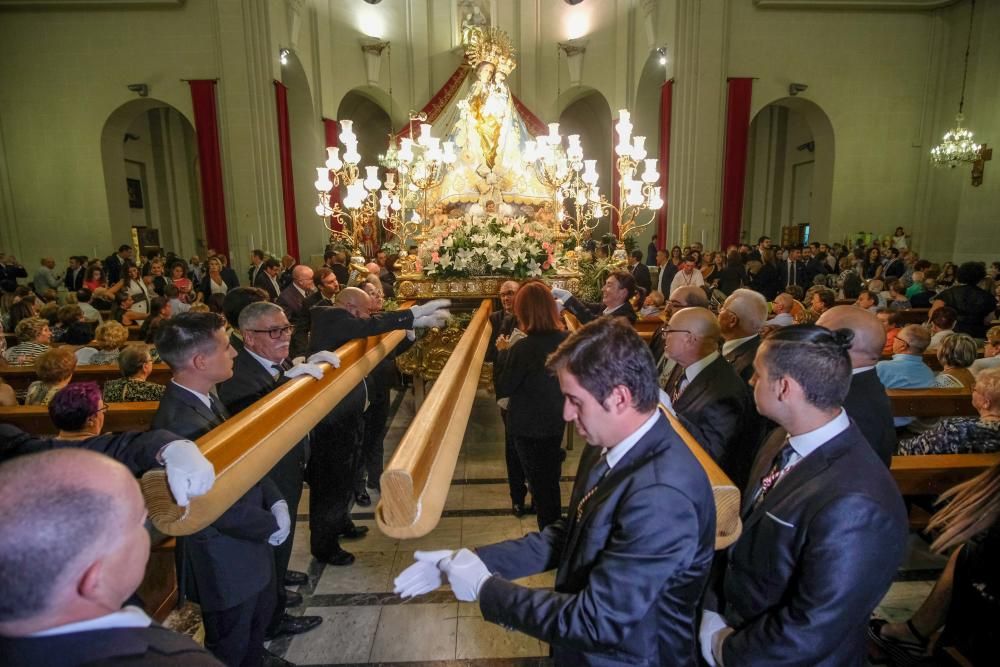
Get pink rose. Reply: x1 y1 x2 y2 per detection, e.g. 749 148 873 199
431 252 440 263
542 260 551 270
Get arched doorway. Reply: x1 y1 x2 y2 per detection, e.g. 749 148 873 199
100 99 202 259
281 50 324 262
742 97 834 246
558 88 613 239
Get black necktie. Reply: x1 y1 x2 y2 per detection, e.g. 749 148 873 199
208 396 227 423
575 454 610 521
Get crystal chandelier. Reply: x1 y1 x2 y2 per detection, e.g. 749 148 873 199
931 0 983 168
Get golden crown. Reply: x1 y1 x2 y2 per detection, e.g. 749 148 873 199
465 27 516 76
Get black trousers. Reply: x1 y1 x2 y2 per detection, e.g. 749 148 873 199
202 573 276 667
501 409 528 506
511 433 564 530
308 412 362 559
356 390 390 492
266 439 306 632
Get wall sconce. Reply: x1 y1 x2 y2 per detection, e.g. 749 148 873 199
789 82 808 96
360 38 390 86
127 83 149 97
279 48 291 66
656 47 667 66
558 39 587 88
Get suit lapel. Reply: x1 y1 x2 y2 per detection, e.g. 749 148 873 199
168 382 222 428
674 357 721 410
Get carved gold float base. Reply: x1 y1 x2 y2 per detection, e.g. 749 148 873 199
395 273 581 300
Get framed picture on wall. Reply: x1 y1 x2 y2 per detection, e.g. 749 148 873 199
126 178 144 209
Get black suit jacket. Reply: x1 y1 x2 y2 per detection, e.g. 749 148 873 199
220 266 240 290
494 331 568 438
104 253 130 286
64 266 84 291
1 424 180 474
665 355 756 488
563 295 637 325
778 259 805 291
276 284 308 321
723 335 761 385
718 423 908 666
655 262 676 295
151 382 279 612
0 625 222 667
631 262 652 292
749 263 781 301
308 305 414 354
485 310 517 364
477 415 716 666
843 368 897 466
253 271 280 301
289 291 333 359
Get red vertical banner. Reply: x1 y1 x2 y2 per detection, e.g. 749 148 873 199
658 79 674 250
322 117 343 232
720 77 753 249
274 82 300 259
188 80 229 255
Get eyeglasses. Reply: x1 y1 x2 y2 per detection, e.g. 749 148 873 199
246 325 295 339
96 405 109 414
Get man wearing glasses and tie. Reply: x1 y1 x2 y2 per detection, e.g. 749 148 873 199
394 318 716 666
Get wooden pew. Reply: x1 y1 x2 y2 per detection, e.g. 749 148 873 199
0 362 172 393
887 388 976 418
0 401 158 434
895 308 929 325
137 538 178 623
127 325 143 341
891 452 999 496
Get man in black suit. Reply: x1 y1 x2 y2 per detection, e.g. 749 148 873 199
104 244 134 286
0 449 222 666
64 255 85 291
289 267 339 359
215 253 241 290
487 280 529 516
817 305 898 465
779 246 805 291
395 319 716 666
700 325 908 667
0 253 28 283
718 288 767 385
253 258 282 301
152 312 296 667
217 302 332 642
661 307 755 488
248 249 266 285
629 249 652 292
275 265 314 322
654 248 675 296
306 289 450 565
650 285 710 385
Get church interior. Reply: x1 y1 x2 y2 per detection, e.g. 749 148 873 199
1 1 999 666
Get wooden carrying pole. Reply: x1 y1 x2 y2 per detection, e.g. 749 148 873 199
562 309 742 549
142 329 406 536
377 300 492 538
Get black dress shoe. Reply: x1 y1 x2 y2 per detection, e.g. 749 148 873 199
526 503 537 515
316 548 355 566
512 503 527 517
262 649 295 667
338 523 369 539
283 570 308 586
366 481 381 493
264 614 322 641
355 490 372 507
284 589 303 608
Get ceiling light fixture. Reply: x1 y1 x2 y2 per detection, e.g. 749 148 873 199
931 0 983 168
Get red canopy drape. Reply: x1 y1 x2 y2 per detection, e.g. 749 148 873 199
720 78 753 249
188 80 229 255
274 81 300 259
322 117 342 232
657 79 674 250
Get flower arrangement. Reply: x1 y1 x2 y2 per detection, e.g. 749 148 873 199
417 215 556 278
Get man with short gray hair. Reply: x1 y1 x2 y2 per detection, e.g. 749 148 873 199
0 449 221 665
718 288 768 384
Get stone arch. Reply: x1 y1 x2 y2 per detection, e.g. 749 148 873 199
337 88 394 169
100 98 202 258
558 88 613 238
742 96 835 245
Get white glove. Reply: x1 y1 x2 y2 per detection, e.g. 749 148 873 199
161 440 215 507
440 548 492 602
393 549 455 598
658 388 676 416
550 287 572 304
410 299 452 319
414 311 450 329
284 363 324 380
699 609 730 667
269 500 291 546
406 329 416 341
307 350 341 368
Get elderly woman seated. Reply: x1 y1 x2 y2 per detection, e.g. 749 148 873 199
639 291 666 319
935 333 979 389
2 316 51 365
75 320 131 366
971 326 1000 377
24 346 77 406
102 345 165 403
898 367 1000 455
48 382 108 439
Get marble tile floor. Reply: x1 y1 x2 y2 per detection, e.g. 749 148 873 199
265 390 944 666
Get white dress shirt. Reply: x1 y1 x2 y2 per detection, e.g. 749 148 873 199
722 335 757 357
30 606 151 637
603 410 661 469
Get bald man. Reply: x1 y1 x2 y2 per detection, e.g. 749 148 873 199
816 306 897 465
276 264 314 321
0 449 221 665
650 285 711 372
770 293 796 327
719 289 768 384
662 307 756 487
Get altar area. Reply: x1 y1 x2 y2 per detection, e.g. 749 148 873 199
313 27 664 301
